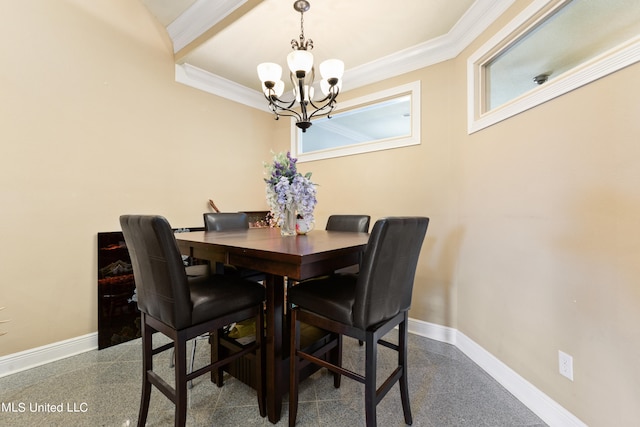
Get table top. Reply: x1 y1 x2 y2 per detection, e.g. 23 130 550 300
175 227 369 280
175 227 368 255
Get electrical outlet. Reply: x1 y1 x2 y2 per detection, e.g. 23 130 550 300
559 350 573 381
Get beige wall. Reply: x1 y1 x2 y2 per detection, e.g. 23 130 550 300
452 3 640 425
0 1 277 355
301 65 459 329
2 1 639 426
300 3 640 425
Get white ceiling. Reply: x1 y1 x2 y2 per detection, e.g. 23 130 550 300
140 0 516 108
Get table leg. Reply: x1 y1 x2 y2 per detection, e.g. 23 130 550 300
265 274 285 423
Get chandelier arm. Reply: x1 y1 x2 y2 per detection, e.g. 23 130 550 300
271 109 304 122
307 92 333 109
307 102 336 121
264 93 298 110
263 93 303 122
307 89 339 120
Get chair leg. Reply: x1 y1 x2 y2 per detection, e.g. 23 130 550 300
399 314 413 425
210 329 224 387
330 333 342 388
188 339 197 389
255 307 266 417
364 332 377 427
288 308 301 427
170 339 197 388
137 314 152 427
174 336 188 427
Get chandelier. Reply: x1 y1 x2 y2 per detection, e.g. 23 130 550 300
257 0 344 132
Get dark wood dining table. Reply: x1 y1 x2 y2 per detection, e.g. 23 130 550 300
174 227 369 423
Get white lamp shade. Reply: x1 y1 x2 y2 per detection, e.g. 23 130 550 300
320 79 342 96
287 50 314 74
257 62 282 83
319 59 344 80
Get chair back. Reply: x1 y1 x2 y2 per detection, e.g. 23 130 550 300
203 212 249 231
120 215 192 329
325 215 371 233
353 217 429 330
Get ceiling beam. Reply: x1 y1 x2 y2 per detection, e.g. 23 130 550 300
171 0 265 61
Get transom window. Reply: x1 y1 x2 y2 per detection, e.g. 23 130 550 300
292 81 421 162
467 0 640 133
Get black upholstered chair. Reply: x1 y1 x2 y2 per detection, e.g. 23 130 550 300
325 214 371 233
326 214 370 275
120 215 266 427
203 212 265 281
288 217 429 427
203 212 250 231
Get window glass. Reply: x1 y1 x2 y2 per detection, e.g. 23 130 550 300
486 0 640 111
293 81 420 162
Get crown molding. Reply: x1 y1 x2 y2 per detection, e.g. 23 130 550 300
175 63 269 112
168 0 248 53
175 0 516 109
344 0 515 91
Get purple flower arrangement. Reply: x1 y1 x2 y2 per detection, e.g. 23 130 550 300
264 151 317 231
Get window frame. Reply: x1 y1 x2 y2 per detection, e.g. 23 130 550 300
291 81 421 163
467 0 640 134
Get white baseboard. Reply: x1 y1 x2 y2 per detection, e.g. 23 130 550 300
408 318 587 427
0 332 98 378
407 316 458 345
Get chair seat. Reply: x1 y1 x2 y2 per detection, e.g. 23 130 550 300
288 274 357 326
190 275 265 325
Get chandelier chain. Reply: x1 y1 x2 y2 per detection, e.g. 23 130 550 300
292 8 313 51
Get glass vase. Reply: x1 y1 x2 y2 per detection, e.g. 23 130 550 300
280 208 297 236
